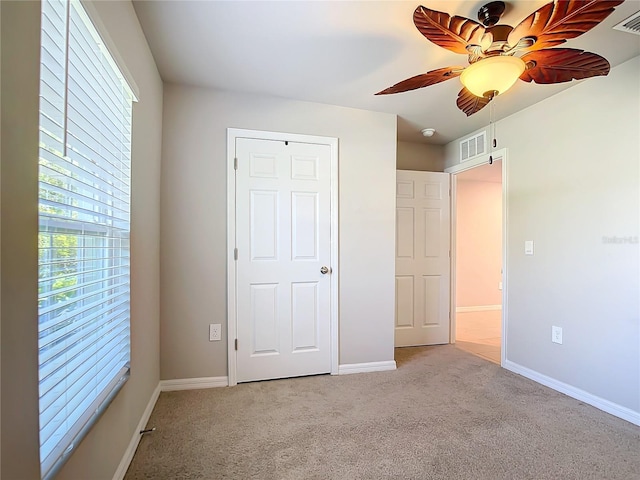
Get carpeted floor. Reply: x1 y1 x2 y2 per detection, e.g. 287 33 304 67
125 345 640 479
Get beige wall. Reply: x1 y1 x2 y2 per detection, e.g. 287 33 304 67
455 179 502 308
1 1 163 478
396 141 444 171
160 85 397 379
0 1 3 460
0 0 2 450
445 57 640 416
1 3 41 477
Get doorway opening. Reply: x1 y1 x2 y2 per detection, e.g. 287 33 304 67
449 156 504 365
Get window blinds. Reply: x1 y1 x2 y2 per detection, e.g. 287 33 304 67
38 1 134 477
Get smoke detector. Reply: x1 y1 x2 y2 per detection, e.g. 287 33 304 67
421 128 436 137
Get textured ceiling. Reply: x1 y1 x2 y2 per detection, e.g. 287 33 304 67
133 0 640 144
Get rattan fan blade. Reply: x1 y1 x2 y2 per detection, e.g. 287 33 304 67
509 0 624 52
456 88 493 116
376 66 464 95
413 6 485 55
520 48 610 84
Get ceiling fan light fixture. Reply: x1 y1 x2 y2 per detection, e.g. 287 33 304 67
378 2 622 116
460 55 526 98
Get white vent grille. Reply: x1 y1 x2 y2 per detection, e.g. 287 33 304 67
460 131 486 162
613 11 640 35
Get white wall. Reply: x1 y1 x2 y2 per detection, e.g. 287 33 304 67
1 1 163 478
160 85 397 379
445 57 640 419
397 141 444 171
456 179 502 308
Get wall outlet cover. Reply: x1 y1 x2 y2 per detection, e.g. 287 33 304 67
209 324 222 341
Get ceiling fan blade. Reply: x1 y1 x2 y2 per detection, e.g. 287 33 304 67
520 48 610 84
375 66 464 95
456 88 492 116
413 6 485 55
509 0 624 52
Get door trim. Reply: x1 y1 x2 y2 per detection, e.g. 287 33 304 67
226 128 339 386
445 148 508 366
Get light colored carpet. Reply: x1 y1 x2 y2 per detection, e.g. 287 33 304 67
125 346 639 479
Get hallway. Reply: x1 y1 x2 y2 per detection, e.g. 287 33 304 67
455 310 501 364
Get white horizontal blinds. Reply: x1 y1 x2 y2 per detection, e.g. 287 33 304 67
38 0 133 477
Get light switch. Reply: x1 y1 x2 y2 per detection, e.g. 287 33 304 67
525 240 534 255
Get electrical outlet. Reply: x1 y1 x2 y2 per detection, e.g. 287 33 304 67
552 326 563 344
498 281 503 290
209 324 221 342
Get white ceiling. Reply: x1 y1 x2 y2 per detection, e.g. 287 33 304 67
133 0 640 144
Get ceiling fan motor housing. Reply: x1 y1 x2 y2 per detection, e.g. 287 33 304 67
478 1 506 27
483 24 514 54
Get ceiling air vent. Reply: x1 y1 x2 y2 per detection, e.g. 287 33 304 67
613 11 640 35
460 131 486 162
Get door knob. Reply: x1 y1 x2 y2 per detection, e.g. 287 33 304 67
320 266 331 274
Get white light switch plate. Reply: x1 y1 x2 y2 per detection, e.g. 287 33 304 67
525 240 534 255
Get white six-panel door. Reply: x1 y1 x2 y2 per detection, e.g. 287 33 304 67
395 170 451 347
235 138 332 382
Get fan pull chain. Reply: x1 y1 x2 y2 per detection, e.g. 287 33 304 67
489 100 497 165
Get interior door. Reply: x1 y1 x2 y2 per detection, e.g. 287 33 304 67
395 170 451 347
235 137 332 382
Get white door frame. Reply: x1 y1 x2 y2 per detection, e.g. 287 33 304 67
226 128 339 386
445 148 508 366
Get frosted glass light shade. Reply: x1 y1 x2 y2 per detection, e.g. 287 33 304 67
460 55 526 98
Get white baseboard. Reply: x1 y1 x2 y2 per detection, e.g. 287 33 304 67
112 383 161 480
160 376 229 391
456 304 502 313
504 360 640 426
112 376 228 479
338 360 397 375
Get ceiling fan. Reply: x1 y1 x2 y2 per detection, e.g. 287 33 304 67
376 0 624 116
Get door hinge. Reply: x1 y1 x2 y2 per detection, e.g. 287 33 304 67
234 248 238 260
234 157 238 170
234 338 238 351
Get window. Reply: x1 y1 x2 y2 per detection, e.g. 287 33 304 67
38 0 135 477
